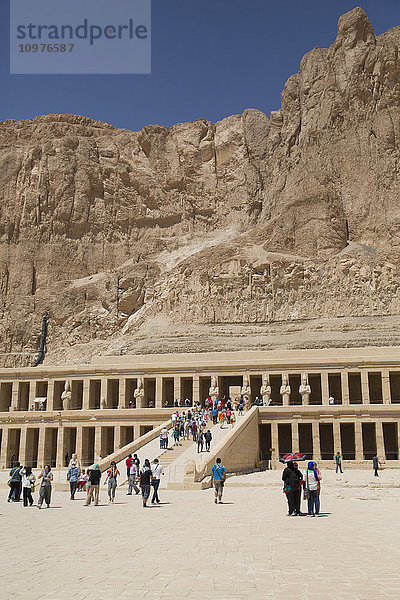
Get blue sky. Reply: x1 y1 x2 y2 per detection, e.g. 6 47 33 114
1 0 399 132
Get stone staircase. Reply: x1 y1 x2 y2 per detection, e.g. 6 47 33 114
156 439 193 468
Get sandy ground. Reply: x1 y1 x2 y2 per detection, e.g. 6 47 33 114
1 469 400 600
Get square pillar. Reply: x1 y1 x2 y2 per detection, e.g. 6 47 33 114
37 426 46 468
291 422 299 452
118 378 126 409
193 375 200 405
270 421 279 465
155 376 163 408
114 426 121 451
354 421 363 461
100 378 107 409
312 421 321 461
321 372 329 405
19 425 28 466
382 370 391 404
342 371 350 405
82 379 90 410
174 376 181 405
375 421 385 460
75 425 83 460
94 427 102 461
10 382 19 411
29 382 36 410
0 428 9 468
360 371 370 404
333 420 341 455
56 427 65 468
46 380 55 411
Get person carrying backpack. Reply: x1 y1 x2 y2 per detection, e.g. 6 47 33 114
211 458 226 504
303 461 322 517
8 462 22 502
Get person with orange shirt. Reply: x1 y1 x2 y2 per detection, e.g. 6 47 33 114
104 461 120 503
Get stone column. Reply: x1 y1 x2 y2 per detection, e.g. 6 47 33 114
10 382 19 411
354 421 363 461
75 425 83 460
360 371 370 404
134 425 141 441
82 379 90 410
37 426 46 467
341 371 350 405
46 380 55 412
174 376 181 405
270 421 279 466
94 427 102 461
155 376 163 408
118 378 126 409
19 425 28 466
321 372 330 405
375 421 386 460
56 426 65 468
333 420 341 455
100 378 107 409
192 375 200 406
114 426 121 451
29 381 36 410
291 422 299 452
381 370 391 404
0 428 9 468
312 421 321 461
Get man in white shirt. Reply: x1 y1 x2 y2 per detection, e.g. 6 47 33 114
151 458 164 504
161 427 169 449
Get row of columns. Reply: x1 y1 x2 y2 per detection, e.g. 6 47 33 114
0 423 153 469
0 369 396 411
5 375 202 411
270 419 398 461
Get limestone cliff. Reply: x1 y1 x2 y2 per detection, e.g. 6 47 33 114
1 7 400 366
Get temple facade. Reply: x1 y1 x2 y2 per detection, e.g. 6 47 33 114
0 347 399 469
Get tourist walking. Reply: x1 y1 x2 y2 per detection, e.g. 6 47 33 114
151 458 164 504
67 461 80 500
372 455 381 476
335 451 343 473
197 430 204 453
85 464 101 506
161 427 169 448
37 465 53 509
126 454 134 478
139 459 152 507
303 461 322 516
212 457 226 504
105 461 120 503
282 461 303 516
173 426 180 446
8 461 22 502
21 466 35 507
204 429 212 452
127 462 140 495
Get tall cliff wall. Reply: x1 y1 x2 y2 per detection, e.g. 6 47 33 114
1 7 400 367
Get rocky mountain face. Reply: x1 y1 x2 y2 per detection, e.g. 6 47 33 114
1 7 400 367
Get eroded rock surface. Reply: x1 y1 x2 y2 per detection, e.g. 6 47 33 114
1 8 400 366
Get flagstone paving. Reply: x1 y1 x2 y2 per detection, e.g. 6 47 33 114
1 469 399 599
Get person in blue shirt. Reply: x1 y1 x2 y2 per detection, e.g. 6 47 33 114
67 462 81 500
211 457 226 504
372 455 381 477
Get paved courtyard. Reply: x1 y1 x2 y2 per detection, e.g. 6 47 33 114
1 469 400 600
